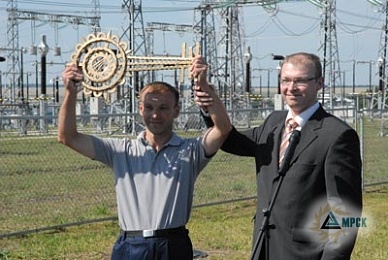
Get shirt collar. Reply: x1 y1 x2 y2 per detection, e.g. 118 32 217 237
138 131 182 147
285 102 320 129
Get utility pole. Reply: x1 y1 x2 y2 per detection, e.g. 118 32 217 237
121 0 147 134
192 0 299 110
91 0 101 34
194 1 248 110
6 0 19 104
370 0 388 136
145 22 199 82
121 0 147 92
316 0 341 108
4 0 100 103
193 3 217 85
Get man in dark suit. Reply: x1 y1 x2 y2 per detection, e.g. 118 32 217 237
195 52 362 260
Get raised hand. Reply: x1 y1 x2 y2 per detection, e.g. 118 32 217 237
190 56 214 110
62 63 84 94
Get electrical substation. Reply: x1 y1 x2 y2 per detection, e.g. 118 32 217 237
0 0 387 136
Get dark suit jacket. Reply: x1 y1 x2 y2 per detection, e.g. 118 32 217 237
220 105 362 260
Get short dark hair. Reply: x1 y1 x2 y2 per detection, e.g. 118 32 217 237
281 52 322 79
140 81 180 105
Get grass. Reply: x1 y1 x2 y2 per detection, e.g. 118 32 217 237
0 188 387 259
0 133 256 235
0 117 388 259
351 186 388 260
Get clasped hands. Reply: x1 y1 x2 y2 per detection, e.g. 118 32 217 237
190 55 215 112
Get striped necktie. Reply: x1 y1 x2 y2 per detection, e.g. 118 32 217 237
279 118 298 165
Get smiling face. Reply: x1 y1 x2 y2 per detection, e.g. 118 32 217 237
280 53 324 115
139 82 180 137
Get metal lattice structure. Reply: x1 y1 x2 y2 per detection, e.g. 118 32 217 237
3 0 100 102
145 22 200 84
315 0 342 108
193 1 248 110
91 0 101 34
5 0 19 102
121 0 148 90
119 0 146 134
216 4 246 110
191 0 304 110
367 0 388 136
193 3 218 86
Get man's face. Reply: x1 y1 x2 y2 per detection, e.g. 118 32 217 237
280 62 323 115
139 91 180 135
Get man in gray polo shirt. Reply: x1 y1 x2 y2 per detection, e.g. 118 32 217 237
58 55 231 259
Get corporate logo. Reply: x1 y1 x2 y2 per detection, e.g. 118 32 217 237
302 198 368 245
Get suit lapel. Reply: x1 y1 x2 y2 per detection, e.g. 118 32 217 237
268 114 287 184
271 106 327 183
291 122 319 162
290 106 327 165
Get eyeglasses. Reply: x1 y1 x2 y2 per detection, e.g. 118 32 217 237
280 77 317 86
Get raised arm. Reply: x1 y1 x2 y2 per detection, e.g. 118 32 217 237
57 64 95 159
190 56 232 157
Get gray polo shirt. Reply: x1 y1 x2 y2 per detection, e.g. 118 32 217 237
92 131 210 231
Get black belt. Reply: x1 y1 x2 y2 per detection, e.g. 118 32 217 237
121 226 186 238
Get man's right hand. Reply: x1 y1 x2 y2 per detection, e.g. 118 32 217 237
62 63 83 94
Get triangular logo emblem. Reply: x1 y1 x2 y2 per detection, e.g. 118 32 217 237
320 211 341 229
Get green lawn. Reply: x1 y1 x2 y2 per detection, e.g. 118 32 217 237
0 118 387 259
0 186 387 259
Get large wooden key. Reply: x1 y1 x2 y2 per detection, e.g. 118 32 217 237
71 31 200 97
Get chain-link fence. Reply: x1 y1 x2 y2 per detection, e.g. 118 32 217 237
1 102 387 238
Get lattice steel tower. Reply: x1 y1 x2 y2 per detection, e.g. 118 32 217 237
192 1 306 110
5 0 19 102
193 2 217 85
4 0 101 102
370 0 388 136
121 0 148 89
91 0 101 34
193 1 247 110
317 0 342 108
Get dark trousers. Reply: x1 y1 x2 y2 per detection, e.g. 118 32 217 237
111 230 193 260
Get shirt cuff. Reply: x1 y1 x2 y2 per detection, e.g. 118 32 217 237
200 108 210 117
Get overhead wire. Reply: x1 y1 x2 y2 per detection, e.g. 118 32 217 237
271 14 320 36
247 2 383 39
0 0 384 24
0 0 198 14
245 17 274 38
335 8 383 34
337 16 382 34
0 0 386 43
269 7 321 37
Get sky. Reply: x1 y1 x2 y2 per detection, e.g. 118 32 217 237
0 0 385 89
